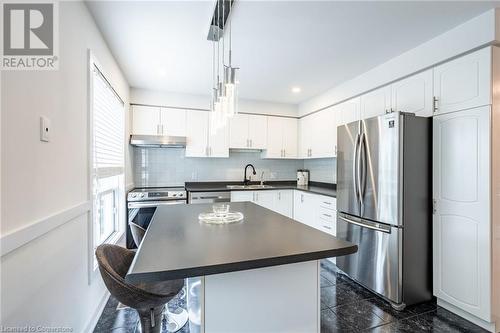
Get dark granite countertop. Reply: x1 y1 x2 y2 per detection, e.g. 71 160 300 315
126 202 356 283
184 181 337 198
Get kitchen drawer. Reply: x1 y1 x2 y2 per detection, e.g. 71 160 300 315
318 207 336 222
317 196 336 210
318 216 336 236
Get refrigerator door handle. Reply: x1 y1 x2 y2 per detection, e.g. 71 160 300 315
353 133 360 202
338 213 392 234
359 132 367 201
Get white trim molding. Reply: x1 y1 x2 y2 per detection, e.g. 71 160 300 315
0 201 91 256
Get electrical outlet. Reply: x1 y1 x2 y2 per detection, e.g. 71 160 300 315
40 116 50 142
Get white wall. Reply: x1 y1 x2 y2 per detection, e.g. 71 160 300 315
131 88 299 117
1 2 130 332
299 8 500 116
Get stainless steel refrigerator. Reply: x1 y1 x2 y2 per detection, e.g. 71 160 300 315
336 112 432 310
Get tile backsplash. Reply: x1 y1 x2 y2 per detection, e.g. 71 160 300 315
304 158 336 184
134 148 313 187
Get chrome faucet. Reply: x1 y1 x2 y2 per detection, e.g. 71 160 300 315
243 164 256 185
260 171 265 185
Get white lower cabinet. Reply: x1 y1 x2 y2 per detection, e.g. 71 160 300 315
293 191 337 236
230 190 293 218
433 106 494 327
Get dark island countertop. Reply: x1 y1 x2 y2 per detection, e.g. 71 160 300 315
126 202 356 284
185 181 337 198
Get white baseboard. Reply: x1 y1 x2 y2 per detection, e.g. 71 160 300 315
437 298 498 332
85 291 110 333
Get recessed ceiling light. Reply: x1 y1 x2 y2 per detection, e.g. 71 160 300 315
291 87 301 93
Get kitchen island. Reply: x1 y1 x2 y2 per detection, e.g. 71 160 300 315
126 202 356 333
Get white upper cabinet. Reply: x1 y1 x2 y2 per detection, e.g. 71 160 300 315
132 105 186 136
185 111 209 157
391 69 433 117
229 114 248 148
336 97 361 126
433 48 491 115
433 106 491 321
208 113 229 158
161 108 186 136
229 114 267 149
132 105 161 135
360 86 391 119
248 115 268 149
282 118 298 158
186 111 229 158
300 108 337 159
263 117 297 159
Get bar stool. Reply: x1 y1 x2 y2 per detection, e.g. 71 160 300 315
96 244 184 333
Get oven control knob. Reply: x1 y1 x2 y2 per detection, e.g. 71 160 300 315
139 193 145 198
131 193 137 198
178 193 184 197
172 193 177 197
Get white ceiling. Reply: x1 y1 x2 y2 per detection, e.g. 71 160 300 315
86 1 499 104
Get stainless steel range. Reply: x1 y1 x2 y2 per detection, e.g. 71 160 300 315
126 187 186 248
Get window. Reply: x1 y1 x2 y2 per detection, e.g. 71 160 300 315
90 58 125 259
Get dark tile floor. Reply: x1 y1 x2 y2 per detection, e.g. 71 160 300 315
94 260 488 333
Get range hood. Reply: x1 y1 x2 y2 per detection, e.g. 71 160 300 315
129 135 186 148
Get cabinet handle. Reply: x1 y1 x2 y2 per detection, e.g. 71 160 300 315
278 192 281 200
323 201 332 205
157 124 161 135
433 97 438 113
250 139 252 147
283 149 286 157
335 145 337 155
323 225 332 230
323 213 332 218
301 194 304 203
161 124 165 135
432 199 437 214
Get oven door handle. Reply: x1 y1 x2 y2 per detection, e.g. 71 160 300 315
127 200 186 208
338 214 391 233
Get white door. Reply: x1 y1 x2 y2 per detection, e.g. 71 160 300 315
433 106 491 320
433 47 491 115
391 69 433 117
336 97 361 126
254 190 275 211
311 108 335 158
282 118 298 158
360 86 391 120
293 191 316 227
186 111 209 157
161 108 186 136
231 191 254 202
265 116 284 158
208 115 229 158
229 114 249 149
248 115 268 149
132 105 161 135
299 116 312 158
275 190 293 218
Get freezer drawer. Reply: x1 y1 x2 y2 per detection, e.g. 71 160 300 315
336 213 402 305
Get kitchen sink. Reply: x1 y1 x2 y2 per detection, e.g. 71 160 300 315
226 184 274 189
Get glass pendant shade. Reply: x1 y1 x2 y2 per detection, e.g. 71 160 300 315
224 66 238 118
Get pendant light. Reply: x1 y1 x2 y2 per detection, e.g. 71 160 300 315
209 0 238 132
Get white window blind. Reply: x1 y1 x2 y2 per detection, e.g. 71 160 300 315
92 66 124 179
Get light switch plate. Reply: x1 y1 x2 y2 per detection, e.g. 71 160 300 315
40 116 50 142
